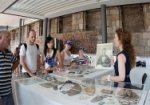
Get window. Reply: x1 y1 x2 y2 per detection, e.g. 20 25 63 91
59 14 72 33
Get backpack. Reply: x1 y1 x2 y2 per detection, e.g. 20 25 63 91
21 43 39 51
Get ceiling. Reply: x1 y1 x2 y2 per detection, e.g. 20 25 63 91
0 0 149 19
0 13 37 29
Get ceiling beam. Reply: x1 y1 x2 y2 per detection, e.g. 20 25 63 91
2 0 19 13
1 12 42 19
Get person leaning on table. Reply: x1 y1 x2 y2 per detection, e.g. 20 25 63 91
101 28 136 84
61 40 73 67
40 36 63 73
0 31 19 105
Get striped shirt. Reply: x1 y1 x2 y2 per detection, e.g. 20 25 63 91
0 49 16 96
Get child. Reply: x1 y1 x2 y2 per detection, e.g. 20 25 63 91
73 47 90 65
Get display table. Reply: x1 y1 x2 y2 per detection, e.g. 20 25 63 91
14 77 148 105
13 67 114 105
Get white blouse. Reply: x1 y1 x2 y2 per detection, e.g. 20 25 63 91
63 51 72 66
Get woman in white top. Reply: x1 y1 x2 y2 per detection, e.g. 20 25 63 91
61 40 73 66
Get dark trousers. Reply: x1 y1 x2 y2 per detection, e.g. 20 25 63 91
0 93 15 105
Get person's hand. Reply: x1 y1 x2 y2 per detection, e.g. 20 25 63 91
43 69 48 73
40 66 45 71
54 66 64 72
29 73 36 77
40 66 47 73
70 62 77 66
13 50 17 56
55 65 64 69
101 75 109 81
14 70 19 77
13 48 19 57
101 75 112 81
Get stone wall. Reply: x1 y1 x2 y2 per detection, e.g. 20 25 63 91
86 9 101 32
50 18 59 34
143 4 150 31
106 7 122 43
51 31 98 54
50 7 122 54
72 12 86 31
132 4 150 56
10 21 44 52
122 5 145 32
10 28 19 51
60 15 72 33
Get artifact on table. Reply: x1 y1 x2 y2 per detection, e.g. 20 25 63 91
83 86 95 96
40 79 64 89
59 80 82 96
117 89 139 105
67 83 82 96
40 82 53 88
101 89 113 94
82 78 95 96
91 95 104 103
117 89 139 99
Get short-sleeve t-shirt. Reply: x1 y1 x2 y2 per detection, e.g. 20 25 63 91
20 43 40 73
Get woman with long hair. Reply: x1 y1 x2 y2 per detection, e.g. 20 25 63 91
102 28 136 83
41 36 62 73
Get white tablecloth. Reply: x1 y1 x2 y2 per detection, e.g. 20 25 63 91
144 91 150 105
14 68 114 105
14 77 90 105
14 76 148 105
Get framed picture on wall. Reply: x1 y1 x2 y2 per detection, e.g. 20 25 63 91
95 43 113 69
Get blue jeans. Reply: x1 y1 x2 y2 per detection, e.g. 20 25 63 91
1 93 15 105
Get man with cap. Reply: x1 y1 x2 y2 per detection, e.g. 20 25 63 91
61 40 73 66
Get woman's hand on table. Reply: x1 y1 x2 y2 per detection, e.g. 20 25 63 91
101 75 108 81
101 75 111 81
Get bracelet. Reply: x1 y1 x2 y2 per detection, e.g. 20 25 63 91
107 75 111 81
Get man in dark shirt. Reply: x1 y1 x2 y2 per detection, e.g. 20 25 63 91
0 31 19 105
